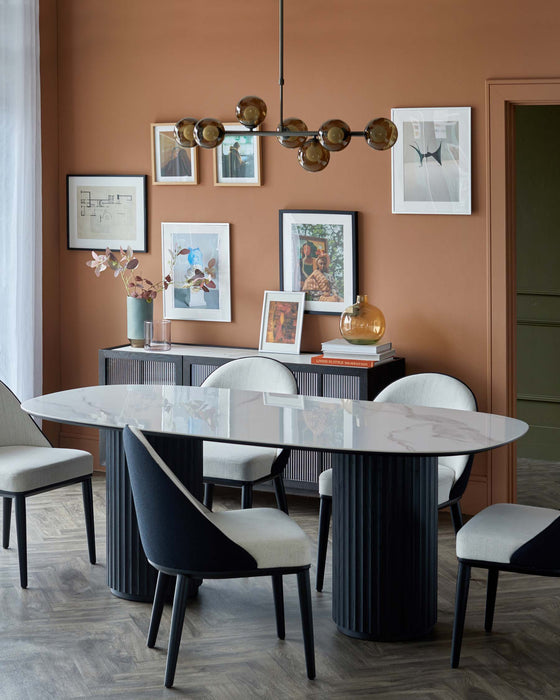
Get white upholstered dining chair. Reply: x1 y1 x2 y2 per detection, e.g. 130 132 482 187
201 357 298 513
316 372 477 591
451 502 560 667
0 380 95 587
123 425 315 687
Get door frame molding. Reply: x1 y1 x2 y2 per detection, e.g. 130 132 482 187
487 78 560 503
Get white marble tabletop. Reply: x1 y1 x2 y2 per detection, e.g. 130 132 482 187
21 384 528 456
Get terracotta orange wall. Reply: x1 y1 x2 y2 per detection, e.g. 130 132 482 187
40 0 560 511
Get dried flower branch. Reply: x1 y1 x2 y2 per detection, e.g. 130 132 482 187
86 246 172 301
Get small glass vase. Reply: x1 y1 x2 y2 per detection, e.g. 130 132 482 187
339 294 385 345
127 297 153 347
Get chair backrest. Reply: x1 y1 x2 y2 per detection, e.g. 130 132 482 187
201 357 297 394
374 373 477 483
0 380 50 448
122 425 258 574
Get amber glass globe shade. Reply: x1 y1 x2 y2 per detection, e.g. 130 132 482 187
276 118 308 149
194 119 225 149
236 96 267 128
174 118 197 148
339 295 386 344
298 138 330 172
364 118 398 151
318 119 351 152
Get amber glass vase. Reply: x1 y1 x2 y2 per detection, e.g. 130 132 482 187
339 295 385 345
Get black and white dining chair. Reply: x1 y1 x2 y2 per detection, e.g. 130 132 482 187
122 425 315 688
0 379 96 587
201 357 298 513
451 502 560 667
315 372 477 591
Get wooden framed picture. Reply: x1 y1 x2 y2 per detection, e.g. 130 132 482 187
67 174 147 251
279 209 357 314
214 123 262 186
161 222 231 322
151 123 198 185
259 291 305 354
391 106 471 215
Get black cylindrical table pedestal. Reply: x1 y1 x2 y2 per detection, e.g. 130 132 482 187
332 453 438 641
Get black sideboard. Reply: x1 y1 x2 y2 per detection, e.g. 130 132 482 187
99 344 405 494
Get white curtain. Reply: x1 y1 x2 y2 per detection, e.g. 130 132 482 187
0 0 42 401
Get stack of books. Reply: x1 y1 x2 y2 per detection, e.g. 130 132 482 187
311 338 395 367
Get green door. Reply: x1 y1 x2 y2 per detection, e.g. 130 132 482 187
516 105 560 460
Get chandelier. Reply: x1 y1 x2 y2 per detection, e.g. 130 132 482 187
173 0 398 173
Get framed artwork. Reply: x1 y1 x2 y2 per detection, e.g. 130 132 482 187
259 291 305 354
214 123 262 186
391 107 472 215
279 209 357 315
67 175 147 251
162 222 231 322
151 123 198 185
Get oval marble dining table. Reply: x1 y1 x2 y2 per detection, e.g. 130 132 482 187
22 384 528 642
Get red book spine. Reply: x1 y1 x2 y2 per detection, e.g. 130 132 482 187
310 355 376 368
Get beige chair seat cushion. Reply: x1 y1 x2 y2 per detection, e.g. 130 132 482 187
319 463 457 505
456 503 560 564
203 441 278 482
210 507 311 569
0 446 92 493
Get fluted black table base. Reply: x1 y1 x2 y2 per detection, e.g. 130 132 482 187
332 453 438 641
105 429 203 602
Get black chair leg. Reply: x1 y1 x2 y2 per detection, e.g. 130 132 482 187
272 574 285 639
165 574 190 688
451 561 471 668
81 478 96 564
148 571 172 648
297 569 315 680
3 497 12 549
14 495 27 588
450 501 463 534
316 495 332 591
273 476 289 514
485 568 499 632
203 483 214 510
241 484 253 509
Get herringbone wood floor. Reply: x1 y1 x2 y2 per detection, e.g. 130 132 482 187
1 466 559 699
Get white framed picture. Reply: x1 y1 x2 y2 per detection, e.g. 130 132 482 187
258 291 305 354
391 107 471 215
214 123 261 186
162 222 231 322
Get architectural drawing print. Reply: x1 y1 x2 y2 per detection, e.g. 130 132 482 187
67 175 147 251
76 186 137 240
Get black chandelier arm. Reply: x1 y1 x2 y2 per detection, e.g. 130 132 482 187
278 0 284 130
223 130 367 138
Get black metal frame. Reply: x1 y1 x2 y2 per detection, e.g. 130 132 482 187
1 475 96 588
451 557 560 668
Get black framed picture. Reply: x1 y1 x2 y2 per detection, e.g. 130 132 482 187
67 174 147 251
279 209 357 314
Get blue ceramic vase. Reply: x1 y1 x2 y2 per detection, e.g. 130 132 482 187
127 297 153 347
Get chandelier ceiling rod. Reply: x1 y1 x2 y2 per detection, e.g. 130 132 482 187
173 0 398 171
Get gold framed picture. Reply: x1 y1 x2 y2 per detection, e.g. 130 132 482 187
151 123 198 185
